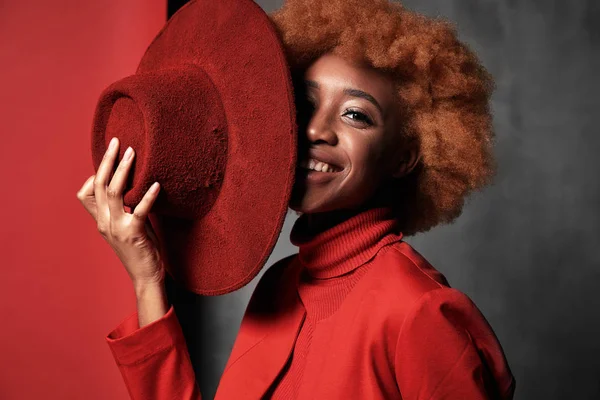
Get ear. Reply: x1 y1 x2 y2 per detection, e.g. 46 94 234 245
391 141 420 179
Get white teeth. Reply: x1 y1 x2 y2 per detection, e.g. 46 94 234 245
300 158 339 172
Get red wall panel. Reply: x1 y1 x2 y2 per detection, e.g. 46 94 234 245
0 1 166 398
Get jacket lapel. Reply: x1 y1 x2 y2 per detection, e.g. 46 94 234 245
215 258 306 399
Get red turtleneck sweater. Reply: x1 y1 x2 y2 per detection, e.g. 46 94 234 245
106 208 516 399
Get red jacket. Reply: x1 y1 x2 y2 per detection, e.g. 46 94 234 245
106 208 516 399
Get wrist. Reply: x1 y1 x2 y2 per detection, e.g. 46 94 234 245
133 279 169 328
131 276 165 294
132 277 165 298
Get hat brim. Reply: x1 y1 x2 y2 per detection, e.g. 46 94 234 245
138 0 297 295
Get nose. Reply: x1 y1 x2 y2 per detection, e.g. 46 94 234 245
305 108 338 146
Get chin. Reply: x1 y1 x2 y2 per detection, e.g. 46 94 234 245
289 200 323 215
288 180 376 215
289 193 333 215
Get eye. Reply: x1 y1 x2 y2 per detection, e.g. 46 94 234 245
343 109 373 125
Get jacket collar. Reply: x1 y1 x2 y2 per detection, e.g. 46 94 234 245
291 207 402 279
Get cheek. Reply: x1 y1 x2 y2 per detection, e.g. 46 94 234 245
347 137 384 178
343 138 386 194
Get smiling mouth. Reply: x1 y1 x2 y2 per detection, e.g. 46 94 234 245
298 158 343 173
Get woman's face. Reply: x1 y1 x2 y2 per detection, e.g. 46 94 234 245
289 53 411 214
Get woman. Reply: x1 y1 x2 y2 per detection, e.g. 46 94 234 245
77 0 516 398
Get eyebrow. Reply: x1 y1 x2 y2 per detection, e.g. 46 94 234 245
305 80 383 114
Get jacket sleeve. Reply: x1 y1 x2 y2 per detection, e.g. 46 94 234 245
106 305 201 400
394 288 516 400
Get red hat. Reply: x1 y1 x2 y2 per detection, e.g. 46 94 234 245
91 0 297 295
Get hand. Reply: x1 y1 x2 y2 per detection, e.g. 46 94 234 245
77 137 165 290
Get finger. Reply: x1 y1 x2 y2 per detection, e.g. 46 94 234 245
107 146 134 218
130 182 160 228
77 175 98 219
95 137 119 187
94 137 120 222
77 175 96 198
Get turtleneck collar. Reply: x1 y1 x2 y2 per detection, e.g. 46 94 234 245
290 207 403 279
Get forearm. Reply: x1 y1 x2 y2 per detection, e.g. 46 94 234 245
107 281 201 400
134 280 169 328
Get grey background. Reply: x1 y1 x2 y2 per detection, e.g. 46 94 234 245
167 0 600 398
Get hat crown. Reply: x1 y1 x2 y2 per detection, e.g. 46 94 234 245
91 66 228 219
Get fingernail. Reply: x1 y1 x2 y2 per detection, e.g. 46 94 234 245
124 146 133 161
109 137 117 150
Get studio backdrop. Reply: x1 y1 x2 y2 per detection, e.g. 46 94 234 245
0 0 598 399
0 1 165 399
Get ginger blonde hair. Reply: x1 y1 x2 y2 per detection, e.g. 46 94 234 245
270 0 495 235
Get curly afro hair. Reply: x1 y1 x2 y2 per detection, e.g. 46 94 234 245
269 0 496 235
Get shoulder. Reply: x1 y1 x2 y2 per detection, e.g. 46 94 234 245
367 242 505 361
348 241 454 335
257 253 297 286
397 286 494 345
372 243 517 399
370 242 496 338
246 253 299 313
363 241 451 306
394 286 515 399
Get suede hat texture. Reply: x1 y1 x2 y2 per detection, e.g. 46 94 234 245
91 0 297 295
